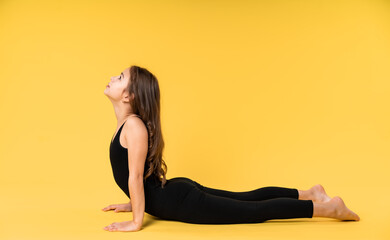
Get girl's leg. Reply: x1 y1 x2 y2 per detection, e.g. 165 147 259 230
176 188 314 224
192 180 331 203
192 181 299 201
175 188 359 224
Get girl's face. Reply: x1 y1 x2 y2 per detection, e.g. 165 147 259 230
104 67 130 101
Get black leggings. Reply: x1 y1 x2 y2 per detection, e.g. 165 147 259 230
144 177 314 224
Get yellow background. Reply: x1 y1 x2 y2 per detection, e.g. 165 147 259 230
1 0 389 239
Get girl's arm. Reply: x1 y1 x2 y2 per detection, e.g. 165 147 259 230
124 117 149 229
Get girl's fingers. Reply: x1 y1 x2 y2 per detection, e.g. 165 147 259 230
102 205 116 211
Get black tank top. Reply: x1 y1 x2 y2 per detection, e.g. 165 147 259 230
109 118 150 198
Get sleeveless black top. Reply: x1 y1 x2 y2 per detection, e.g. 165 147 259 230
109 118 154 199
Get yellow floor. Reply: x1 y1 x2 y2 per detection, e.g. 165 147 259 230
1 183 388 240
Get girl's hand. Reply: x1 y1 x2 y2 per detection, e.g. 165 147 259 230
101 202 132 212
103 220 141 232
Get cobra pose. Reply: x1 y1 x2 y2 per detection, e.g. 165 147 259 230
102 66 360 232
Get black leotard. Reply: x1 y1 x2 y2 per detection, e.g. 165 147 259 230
109 119 314 224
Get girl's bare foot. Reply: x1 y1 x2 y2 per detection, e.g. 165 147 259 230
310 184 332 203
313 196 360 221
299 184 331 203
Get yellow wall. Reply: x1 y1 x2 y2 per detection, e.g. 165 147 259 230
1 0 389 239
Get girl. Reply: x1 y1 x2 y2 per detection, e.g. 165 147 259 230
102 65 360 232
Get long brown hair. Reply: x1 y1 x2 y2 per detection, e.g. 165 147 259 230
126 65 168 188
